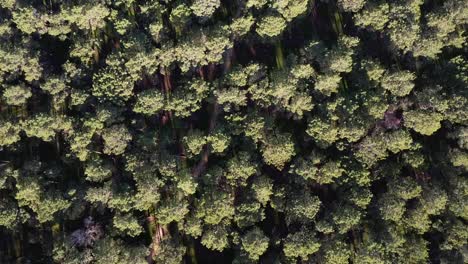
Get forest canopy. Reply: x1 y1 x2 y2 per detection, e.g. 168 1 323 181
0 0 467 263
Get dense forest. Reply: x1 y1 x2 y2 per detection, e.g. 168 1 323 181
0 0 467 263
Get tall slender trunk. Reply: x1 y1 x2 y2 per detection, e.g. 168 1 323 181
192 49 234 178
275 41 285 70
147 216 168 264
13 227 23 263
188 239 197 264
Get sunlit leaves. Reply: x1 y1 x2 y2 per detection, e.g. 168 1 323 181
133 89 165 115
2 84 31 106
256 15 287 38
404 110 443 136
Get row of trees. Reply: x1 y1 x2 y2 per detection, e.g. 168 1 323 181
0 0 467 263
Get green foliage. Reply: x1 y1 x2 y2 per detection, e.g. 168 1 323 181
215 87 248 110
405 186 448 234
352 241 386 264
348 187 373 209
450 149 468 169
0 0 466 262
283 228 321 259
191 0 220 19
133 89 165 115
323 36 359 73
198 190 235 225
384 130 413 154
247 0 269 9
361 59 385 81
16 176 70 223
226 63 263 87
102 125 132 155
84 155 112 182
447 176 468 220
404 110 443 136
399 237 429 264
167 80 212 116
273 0 310 21
0 121 20 147
241 227 269 260
292 153 345 184
314 73 341 96
70 89 89 106
71 4 110 32
261 132 295 170
182 214 203 238
389 177 421 200
183 129 207 156
113 213 143 237
354 3 390 30
249 65 314 117
92 55 134 103
0 200 18 229
12 8 38 35
322 239 351 264
92 237 147 264
441 220 468 251
306 117 339 146
173 28 232 72
231 16 255 37
170 4 191 35
381 70 416 97
0 45 42 82
41 77 67 95
2 84 32 106
413 0 467 58
332 205 362 234
256 15 287 38
338 0 366 12
154 238 186 264
22 114 72 142
207 131 230 153
251 175 274 206
450 126 468 150
156 196 190 225
225 152 257 185
355 135 388 167
286 192 321 223
176 170 199 196
379 193 406 222
201 224 230 251
234 201 264 228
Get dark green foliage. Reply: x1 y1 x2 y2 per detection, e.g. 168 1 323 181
283 228 321 260
241 227 269 260
0 0 466 263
